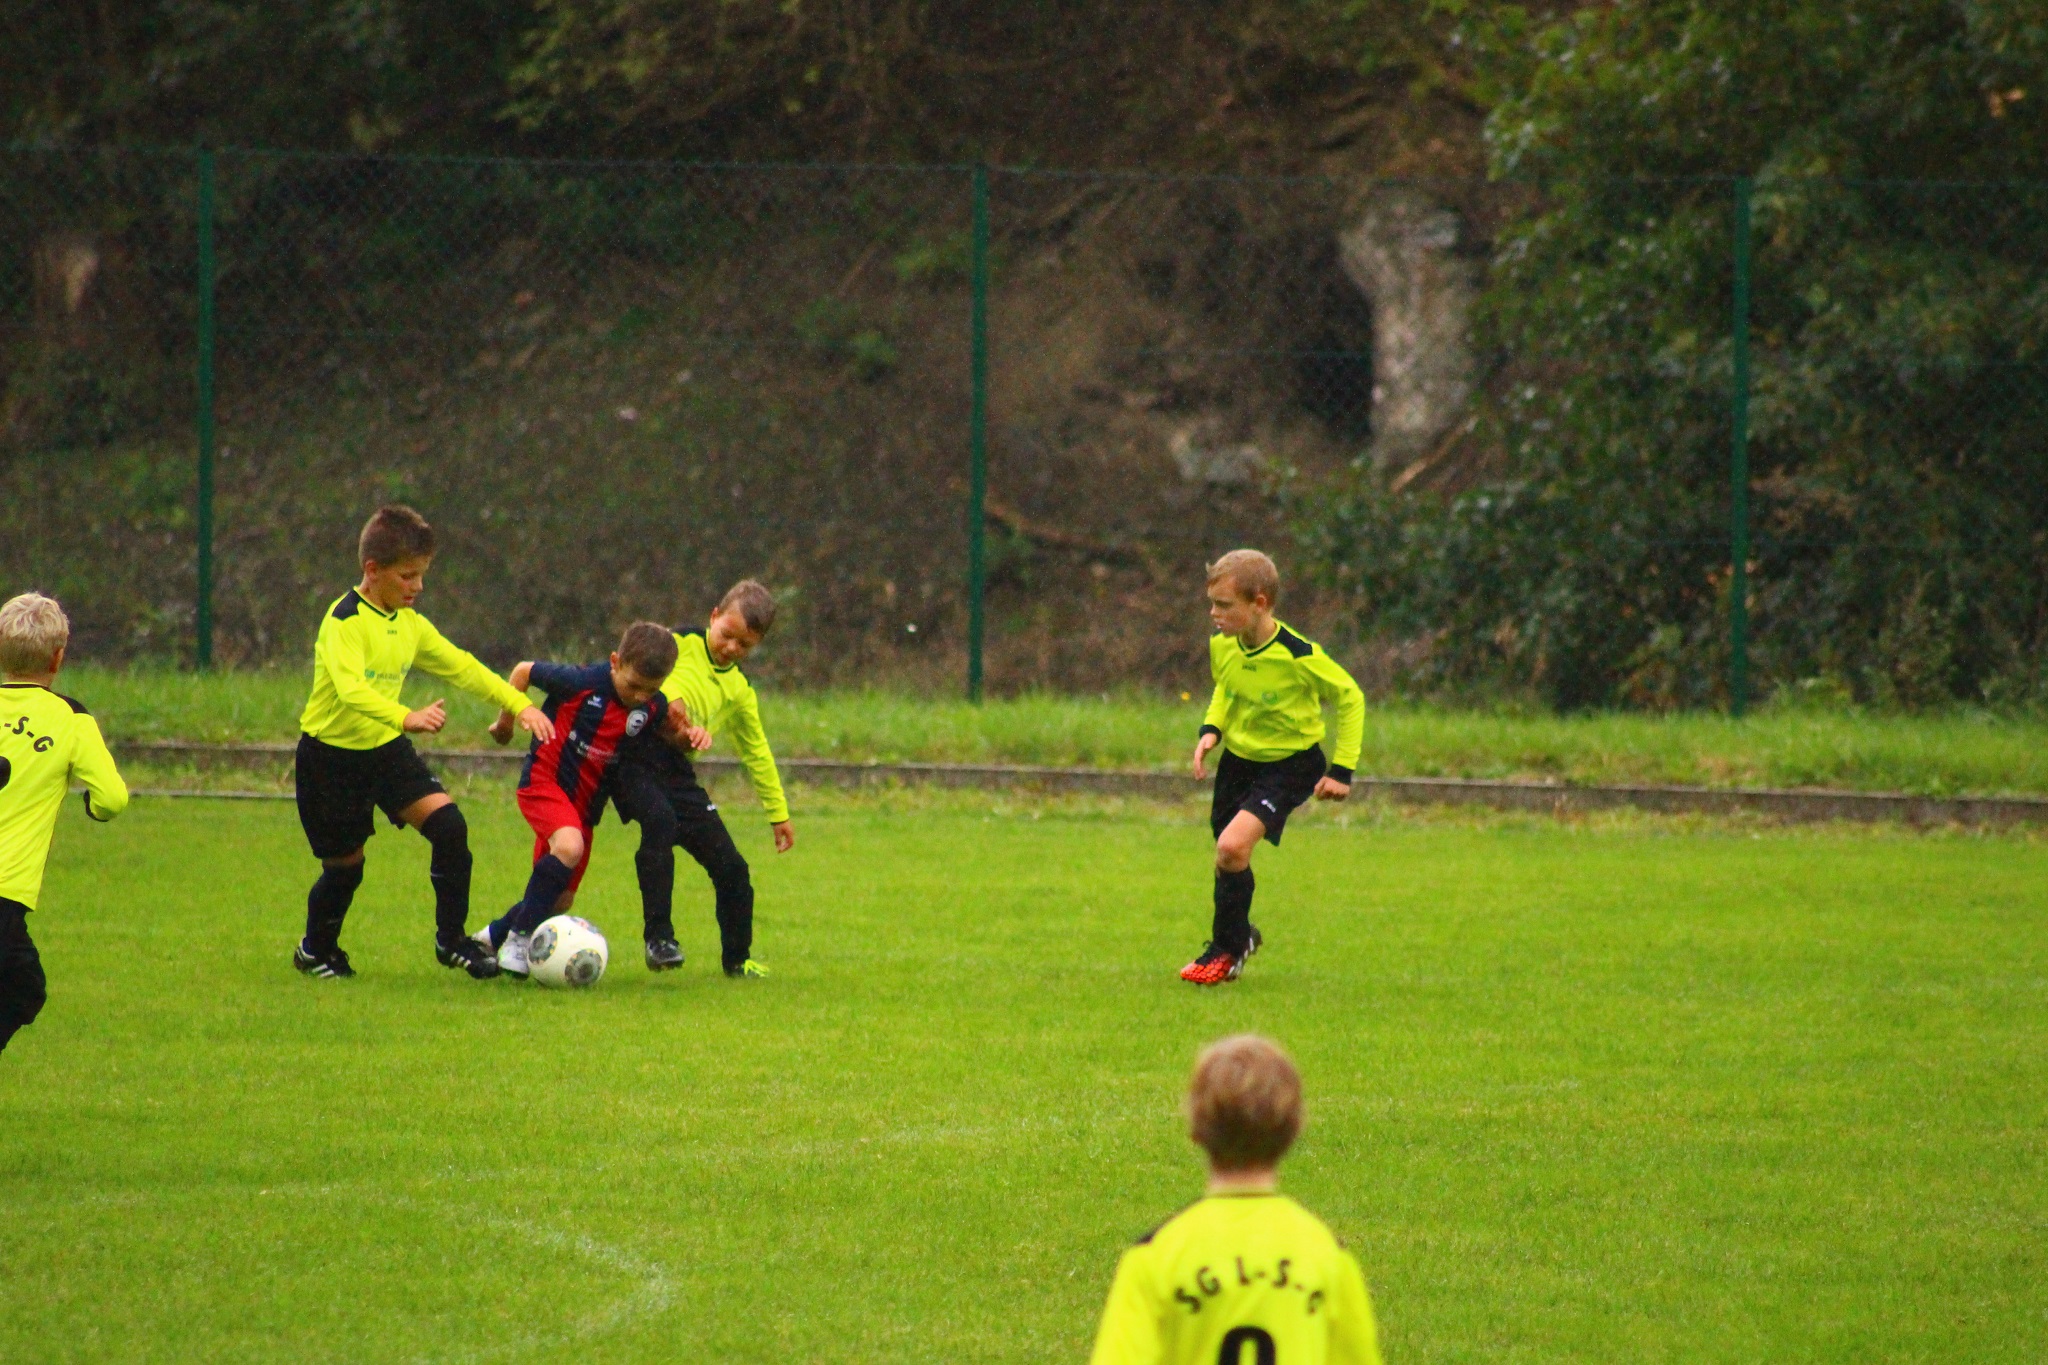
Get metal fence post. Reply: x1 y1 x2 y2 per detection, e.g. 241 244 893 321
194 148 219 669
967 164 990 702
1728 175 1754 717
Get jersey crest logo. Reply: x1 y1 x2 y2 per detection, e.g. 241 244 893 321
625 709 649 737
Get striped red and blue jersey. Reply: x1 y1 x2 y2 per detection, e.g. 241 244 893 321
517 662 668 825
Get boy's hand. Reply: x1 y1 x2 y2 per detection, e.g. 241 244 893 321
488 709 516 746
515 705 555 744
1314 775 1351 802
403 700 448 734
771 820 795 853
1191 731 1220 779
684 724 712 751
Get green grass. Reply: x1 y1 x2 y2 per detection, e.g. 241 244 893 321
57 662 2048 796
3 792 2043 1362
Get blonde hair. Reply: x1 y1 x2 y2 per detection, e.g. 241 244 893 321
1186 1034 1303 1172
0 592 70 676
1206 549 1280 607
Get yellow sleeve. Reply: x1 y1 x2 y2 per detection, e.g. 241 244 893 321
727 684 790 824
1305 650 1365 773
318 616 413 731
1326 1249 1383 1365
1202 640 1230 735
69 714 129 822
412 616 532 714
1087 1248 1163 1365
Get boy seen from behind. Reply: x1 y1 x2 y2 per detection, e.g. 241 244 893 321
1088 1034 1382 1365
607 580 789 978
1185 550 1364 985
294 505 555 981
479 622 678 978
0 593 129 1056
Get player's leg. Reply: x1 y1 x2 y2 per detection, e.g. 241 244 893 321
293 736 372 978
675 806 758 976
1184 753 1259 984
510 824 586 935
0 897 48 1055
1210 808 1266 959
610 766 683 968
393 791 499 980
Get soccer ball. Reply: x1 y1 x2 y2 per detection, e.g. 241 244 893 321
528 915 609 989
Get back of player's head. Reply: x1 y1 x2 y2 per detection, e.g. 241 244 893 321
359 505 436 568
1187 1034 1303 1172
617 620 679 679
0 592 69 676
717 579 777 635
1206 549 1280 607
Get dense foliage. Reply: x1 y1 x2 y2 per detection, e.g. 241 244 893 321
1300 1 2048 708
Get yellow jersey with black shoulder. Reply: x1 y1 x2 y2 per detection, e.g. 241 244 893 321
651 628 788 824
298 589 531 751
1202 622 1365 781
1089 1193 1382 1365
0 682 129 910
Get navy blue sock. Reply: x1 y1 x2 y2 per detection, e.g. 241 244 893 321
511 856 576 935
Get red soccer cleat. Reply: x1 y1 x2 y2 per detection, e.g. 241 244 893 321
1179 943 1243 985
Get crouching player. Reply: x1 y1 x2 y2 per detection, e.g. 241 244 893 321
1087 1035 1382 1365
478 623 677 977
0 593 129 1057
293 505 555 981
1183 550 1364 985
610 580 789 978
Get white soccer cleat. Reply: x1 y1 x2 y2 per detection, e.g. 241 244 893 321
498 930 532 979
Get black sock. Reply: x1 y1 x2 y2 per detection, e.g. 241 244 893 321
418 805 473 943
1212 867 1255 955
635 845 676 943
511 855 576 935
304 862 365 953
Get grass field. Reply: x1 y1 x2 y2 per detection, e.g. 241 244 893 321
2 790 2042 1362
61 663 2048 796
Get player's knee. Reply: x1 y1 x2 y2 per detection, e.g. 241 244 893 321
1215 839 1253 873
638 806 678 853
322 848 366 870
550 828 586 867
322 859 366 890
419 803 468 852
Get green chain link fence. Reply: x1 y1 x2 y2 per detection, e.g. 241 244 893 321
2 148 2044 709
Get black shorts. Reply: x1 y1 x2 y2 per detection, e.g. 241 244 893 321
1211 746 1326 846
294 733 445 859
609 747 721 830
0 897 46 1034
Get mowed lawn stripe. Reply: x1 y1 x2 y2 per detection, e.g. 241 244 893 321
0 798 2041 1363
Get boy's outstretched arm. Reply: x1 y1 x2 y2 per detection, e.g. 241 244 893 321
487 661 555 745
1307 652 1364 800
70 713 128 823
415 627 553 744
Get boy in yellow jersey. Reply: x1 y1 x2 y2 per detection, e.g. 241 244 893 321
1088 1035 1382 1365
596 580 790 977
293 505 554 981
0 593 128 1056
1183 550 1364 985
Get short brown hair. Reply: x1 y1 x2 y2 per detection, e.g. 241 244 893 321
0 592 69 675
616 620 678 679
359 505 436 568
1206 549 1280 607
717 579 777 634
1186 1034 1303 1172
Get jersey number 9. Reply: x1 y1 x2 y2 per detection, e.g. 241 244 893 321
1219 1326 1277 1365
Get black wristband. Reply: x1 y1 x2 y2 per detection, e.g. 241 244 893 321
1326 764 1354 784
1198 724 1222 742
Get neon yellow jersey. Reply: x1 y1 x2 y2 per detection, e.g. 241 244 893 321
1202 622 1365 779
298 589 531 751
0 682 129 910
656 629 788 823
1089 1193 1382 1365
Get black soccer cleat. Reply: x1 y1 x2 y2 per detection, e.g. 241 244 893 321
436 935 503 980
294 941 356 979
1246 925 1264 958
644 938 685 972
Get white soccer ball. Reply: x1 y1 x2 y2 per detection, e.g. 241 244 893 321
528 914 609 989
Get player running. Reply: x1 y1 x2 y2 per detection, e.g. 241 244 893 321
292 505 554 981
477 623 677 978
1184 550 1365 985
0 593 129 1057
1087 1034 1382 1365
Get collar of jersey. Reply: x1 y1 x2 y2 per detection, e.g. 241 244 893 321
351 588 398 620
0 681 48 690
687 631 737 673
1240 622 1286 657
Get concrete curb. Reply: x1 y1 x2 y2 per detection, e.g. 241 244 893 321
112 741 2048 827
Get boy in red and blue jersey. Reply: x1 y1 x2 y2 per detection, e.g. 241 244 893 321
477 622 679 977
